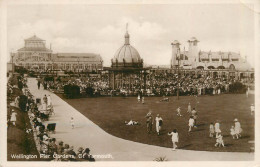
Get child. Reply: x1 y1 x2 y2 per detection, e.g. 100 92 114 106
188 116 194 132
142 97 145 104
70 117 75 129
230 126 236 139
168 129 179 151
10 109 17 126
176 107 182 117
209 122 214 138
187 103 192 113
215 133 225 147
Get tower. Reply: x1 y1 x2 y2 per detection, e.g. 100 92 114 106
171 40 181 68
188 37 199 64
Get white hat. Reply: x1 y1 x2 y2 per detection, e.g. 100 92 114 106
234 118 238 122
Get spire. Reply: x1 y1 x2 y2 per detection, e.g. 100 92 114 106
125 23 130 45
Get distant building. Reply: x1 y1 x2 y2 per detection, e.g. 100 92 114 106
171 37 253 71
10 35 103 72
170 37 254 80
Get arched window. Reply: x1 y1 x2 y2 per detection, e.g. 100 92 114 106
207 66 215 69
197 66 204 70
229 64 235 70
217 66 225 69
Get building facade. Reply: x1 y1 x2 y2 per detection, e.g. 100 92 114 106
11 35 103 72
170 37 254 80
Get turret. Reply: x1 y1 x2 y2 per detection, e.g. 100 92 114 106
171 40 181 68
188 37 199 63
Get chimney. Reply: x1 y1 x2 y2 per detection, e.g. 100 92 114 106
50 43 52 50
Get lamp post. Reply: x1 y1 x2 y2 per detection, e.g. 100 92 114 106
176 48 180 100
52 60 54 77
77 57 80 77
11 52 14 75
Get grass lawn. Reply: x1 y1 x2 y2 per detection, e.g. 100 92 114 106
58 93 254 152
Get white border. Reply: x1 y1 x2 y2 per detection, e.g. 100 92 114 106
0 0 259 167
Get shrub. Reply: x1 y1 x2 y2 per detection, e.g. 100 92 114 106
85 87 94 97
64 84 80 98
19 95 28 112
229 82 246 94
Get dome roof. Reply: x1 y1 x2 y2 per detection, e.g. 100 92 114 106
188 37 199 42
113 45 141 63
112 30 142 63
171 40 181 45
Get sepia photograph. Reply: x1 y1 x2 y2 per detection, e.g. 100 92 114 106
0 0 259 166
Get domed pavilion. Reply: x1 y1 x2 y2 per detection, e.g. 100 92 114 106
108 26 147 91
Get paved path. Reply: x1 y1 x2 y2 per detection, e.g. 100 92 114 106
27 78 254 161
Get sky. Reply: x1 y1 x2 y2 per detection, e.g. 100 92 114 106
6 3 255 67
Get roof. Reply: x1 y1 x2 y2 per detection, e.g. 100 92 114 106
171 40 181 45
17 47 52 52
188 37 199 42
112 30 142 64
53 53 102 62
25 35 44 41
113 45 141 63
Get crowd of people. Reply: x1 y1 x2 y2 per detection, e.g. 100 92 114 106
29 94 95 161
8 75 95 161
36 71 252 97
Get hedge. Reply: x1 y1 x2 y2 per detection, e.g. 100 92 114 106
64 85 80 99
229 82 246 94
19 95 28 112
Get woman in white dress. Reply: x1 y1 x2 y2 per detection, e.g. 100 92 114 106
188 116 195 132
218 88 221 94
214 121 221 136
14 96 20 108
155 114 163 135
234 118 242 139
168 129 179 151
10 109 17 126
